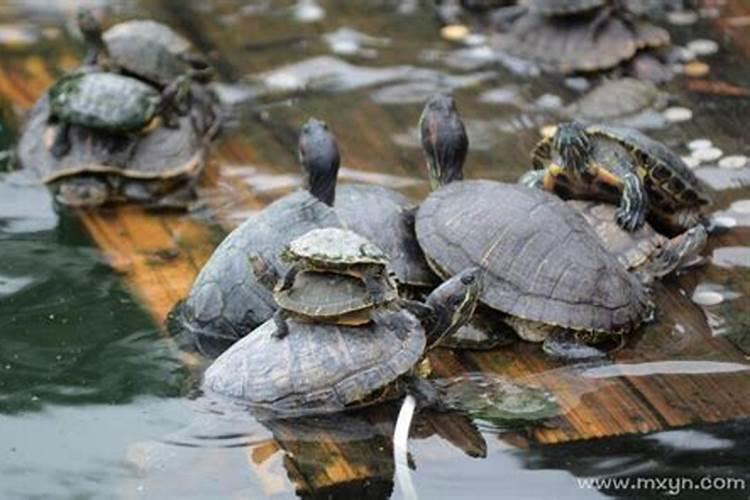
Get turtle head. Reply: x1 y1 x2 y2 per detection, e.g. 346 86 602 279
298 118 340 207
419 94 469 191
77 8 104 44
249 252 280 291
552 121 591 174
424 267 483 347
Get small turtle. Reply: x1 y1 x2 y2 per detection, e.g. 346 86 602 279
202 267 483 416
563 78 669 128
492 10 669 74
170 119 344 357
47 71 188 158
527 121 713 233
416 94 650 356
78 9 208 87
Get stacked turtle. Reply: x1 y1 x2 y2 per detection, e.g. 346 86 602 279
16 9 220 207
202 225 483 416
486 0 671 75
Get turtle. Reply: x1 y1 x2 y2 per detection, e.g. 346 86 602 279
201 267 483 416
491 9 670 74
77 9 209 87
46 71 188 159
527 121 713 233
17 71 217 207
562 77 669 128
415 94 650 355
169 118 344 357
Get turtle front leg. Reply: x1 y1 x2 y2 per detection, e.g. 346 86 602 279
272 309 291 339
50 121 72 158
362 267 387 305
616 172 648 232
276 263 300 293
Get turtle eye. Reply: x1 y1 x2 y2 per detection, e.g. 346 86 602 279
460 274 475 285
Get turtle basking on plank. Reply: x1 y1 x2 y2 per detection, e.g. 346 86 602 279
525 121 713 233
170 119 344 357
202 267 482 416
415 94 651 357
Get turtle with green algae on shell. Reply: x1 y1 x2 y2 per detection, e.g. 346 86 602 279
434 373 560 430
77 9 210 88
17 71 218 207
415 94 651 358
169 119 344 358
526 121 713 234
202 267 483 417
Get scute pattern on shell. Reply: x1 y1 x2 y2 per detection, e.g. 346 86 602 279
416 180 649 332
287 227 389 266
568 200 666 270
564 78 667 122
203 311 425 413
274 270 380 317
179 191 343 345
587 124 713 209
336 184 437 287
49 73 159 131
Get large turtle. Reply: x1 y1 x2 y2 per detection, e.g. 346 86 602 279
202 267 483 416
415 94 650 354
77 9 208 87
169 119 343 357
520 0 606 15
527 121 713 233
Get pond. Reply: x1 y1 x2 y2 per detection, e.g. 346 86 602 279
0 1 749 498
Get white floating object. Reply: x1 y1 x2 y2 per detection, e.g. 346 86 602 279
718 155 748 169
712 216 737 229
664 106 693 123
687 39 719 56
688 139 712 151
692 147 723 163
730 199 750 214
682 156 701 169
692 290 724 306
294 0 325 22
463 33 487 46
667 10 699 25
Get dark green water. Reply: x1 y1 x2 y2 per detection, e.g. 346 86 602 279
1 1 750 499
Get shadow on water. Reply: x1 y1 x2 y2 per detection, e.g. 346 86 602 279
0 0 749 499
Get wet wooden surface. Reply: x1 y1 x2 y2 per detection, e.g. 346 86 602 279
1 0 750 496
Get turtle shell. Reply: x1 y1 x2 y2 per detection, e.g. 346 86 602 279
568 200 666 271
172 191 343 357
336 184 438 287
274 270 397 320
564 78 668 123
202 310 426 415
521 0 606 15
415 180 648 333
103 20 192 86
586 124 713 211
49 72 159 132
493 13 669 73
286 227 389 270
